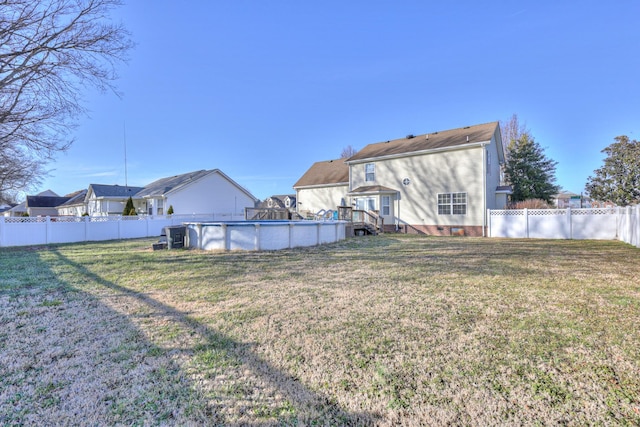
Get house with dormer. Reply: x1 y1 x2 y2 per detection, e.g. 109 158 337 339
294 122 509 236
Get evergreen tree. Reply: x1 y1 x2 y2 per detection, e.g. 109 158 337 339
504 134 559 204
586 136 640 206
123 196 137 216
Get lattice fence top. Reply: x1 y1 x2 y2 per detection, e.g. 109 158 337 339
528 209 564 216
4 217 46 224
490 210 524 216
490 208 619 216
571 208 617 215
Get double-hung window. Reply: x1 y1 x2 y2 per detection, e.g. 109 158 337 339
438 192 467 215
365 163 375 182
381 196 390 216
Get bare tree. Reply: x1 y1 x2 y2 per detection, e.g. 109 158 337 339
500 113 530 154
340 145 357 159
0 0 133 194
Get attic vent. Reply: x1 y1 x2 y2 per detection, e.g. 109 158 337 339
406 134 415 139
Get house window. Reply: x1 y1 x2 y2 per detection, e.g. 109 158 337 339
365 163 375 182
438 192 467 215
381 196 390 216
157 199 164 215
355 197 376 211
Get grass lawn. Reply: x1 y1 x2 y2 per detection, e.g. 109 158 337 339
1 235 639 425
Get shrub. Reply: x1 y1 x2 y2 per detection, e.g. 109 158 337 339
508 198 552 209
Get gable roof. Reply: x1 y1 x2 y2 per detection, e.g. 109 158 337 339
26 196 71 208
346 122 499 162
136 169 212 197
294 159 349 188
58 189 88 207
87 184 144 199
135 169 259 202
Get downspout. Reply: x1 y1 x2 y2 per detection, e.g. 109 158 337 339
396 191 400 232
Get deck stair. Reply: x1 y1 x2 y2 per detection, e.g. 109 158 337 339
337 206 383 236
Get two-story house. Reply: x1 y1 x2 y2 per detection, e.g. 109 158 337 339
294 122 509 236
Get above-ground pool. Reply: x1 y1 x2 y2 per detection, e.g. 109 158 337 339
184 220 346 251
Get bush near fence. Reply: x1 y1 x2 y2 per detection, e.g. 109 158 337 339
488 206 640 248
0 213 244 247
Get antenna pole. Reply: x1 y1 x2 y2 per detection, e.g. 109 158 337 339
124 121 128 187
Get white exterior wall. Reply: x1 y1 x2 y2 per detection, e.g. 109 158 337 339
350 146 485 227
296 185 348 215
164 172 255 215
57 205 87 217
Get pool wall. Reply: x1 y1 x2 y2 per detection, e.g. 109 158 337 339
184 221 346 251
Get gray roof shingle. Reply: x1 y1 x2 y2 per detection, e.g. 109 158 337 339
88 184 144 198
135 170 211 197
294 159 349 188
346 122 499 162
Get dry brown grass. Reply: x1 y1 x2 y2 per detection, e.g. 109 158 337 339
1 235 639 425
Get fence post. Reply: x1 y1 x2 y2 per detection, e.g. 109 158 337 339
524 208 529 238
566 207 572 239
487 209 492 237
629 205 640 248
0 216 5 247
46 216 51 244
84 216 89 242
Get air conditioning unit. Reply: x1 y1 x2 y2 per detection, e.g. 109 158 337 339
164 226 186 249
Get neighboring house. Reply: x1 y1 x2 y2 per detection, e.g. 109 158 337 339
260 194 297 211
4 190 59 217
134 169 259 216
553 191 593 209
0 203 15 216
293 159 349 216
56 190 88 216
26 195 72 217
85 184 145 216
295 122 509 236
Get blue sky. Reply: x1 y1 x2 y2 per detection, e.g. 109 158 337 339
39 0 639 201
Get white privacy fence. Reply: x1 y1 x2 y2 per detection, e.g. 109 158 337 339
0 213 244 247
488 206 640 248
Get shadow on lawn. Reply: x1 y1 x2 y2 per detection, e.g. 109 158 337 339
46 247 377 425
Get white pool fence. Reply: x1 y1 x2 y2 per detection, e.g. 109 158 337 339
0 213 244 247
488 206 640 248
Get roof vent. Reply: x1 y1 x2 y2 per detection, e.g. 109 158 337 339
466 136 469 142
406 134 415 139
426 134 429 140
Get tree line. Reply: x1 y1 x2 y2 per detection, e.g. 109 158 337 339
500 114 639 207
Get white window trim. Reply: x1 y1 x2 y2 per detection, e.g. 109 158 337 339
381 195 390 216
437 192 467 215
365 163 375 182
